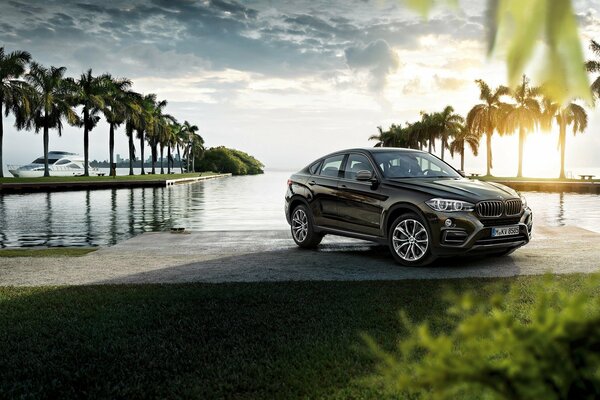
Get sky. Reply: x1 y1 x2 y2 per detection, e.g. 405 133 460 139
1 0 600 177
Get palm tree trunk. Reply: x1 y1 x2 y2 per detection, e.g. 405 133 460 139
428 136 433 153
109 123 115 177
128 133 135 176
461 150 465 172
140 131 145 175
486 131 492 176
43 111 50 177
517 127 525 178
167 145 171 174
192 152 195 173
186 144 190 172
0 102 4 178
441 139 445 160
151 139 157 174
177 145 183 173
160 144 164 175
559 121 567 179
84 108 90 176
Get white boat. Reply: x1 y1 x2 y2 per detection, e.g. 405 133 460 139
8 151 105 178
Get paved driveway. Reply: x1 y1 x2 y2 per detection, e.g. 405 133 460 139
1 226 599 286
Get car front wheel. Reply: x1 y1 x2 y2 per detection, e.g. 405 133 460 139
388 213 436 266
291 204 323 248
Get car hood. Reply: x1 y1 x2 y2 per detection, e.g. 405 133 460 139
385 177 519 201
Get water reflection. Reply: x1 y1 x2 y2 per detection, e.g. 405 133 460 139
0 171 598 248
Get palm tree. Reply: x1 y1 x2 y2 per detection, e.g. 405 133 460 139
188 133 205 172
450 125 480 172
145 98 169 174
586 39 600 99
466 79 510 176
369 126 395 147
102 76 138 177
0 47 31 178
133 94 157 175
182 121 199 172
433 106 463 160
420 112 438 154
503 75 542 178
73 69 112 176
541 96 588 179
174 123 188 173
22 63 78 177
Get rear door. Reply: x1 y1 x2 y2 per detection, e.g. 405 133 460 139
308 154 346 227
336 152 386 236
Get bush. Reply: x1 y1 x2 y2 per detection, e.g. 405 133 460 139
195 146 264 175
368 275 600 400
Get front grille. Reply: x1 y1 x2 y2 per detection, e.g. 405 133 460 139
505 199 522 216
476 201 503 217
480 217 521 227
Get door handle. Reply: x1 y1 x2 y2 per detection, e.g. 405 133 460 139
308 180 316 186
340 184 347 188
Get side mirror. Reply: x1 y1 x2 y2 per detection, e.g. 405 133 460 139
458 170 466 177
356 170 374 181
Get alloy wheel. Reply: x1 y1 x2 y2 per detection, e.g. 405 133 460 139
292 208 309 242
392 219 429 261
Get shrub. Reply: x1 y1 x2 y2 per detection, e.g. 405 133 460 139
368 275 600 400
195 146 264 175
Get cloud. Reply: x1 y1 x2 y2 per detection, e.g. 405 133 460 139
433 74 468 91
402 77 423 95
344 39 400 92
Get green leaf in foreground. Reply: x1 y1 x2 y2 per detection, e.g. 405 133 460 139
402 0 592 104
369 274 600 399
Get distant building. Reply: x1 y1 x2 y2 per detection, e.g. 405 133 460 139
116 154 123 163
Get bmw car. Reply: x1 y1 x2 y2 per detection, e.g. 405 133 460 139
285 148 533 266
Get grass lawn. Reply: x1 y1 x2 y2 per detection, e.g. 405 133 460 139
0 274 594 399
0 172 219 184
0 248 96 257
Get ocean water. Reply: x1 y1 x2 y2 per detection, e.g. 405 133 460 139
0 171 599 247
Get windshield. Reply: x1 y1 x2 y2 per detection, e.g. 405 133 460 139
372 151 461 179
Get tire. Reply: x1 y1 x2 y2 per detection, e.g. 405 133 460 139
290 204 323 248
388 212 436 266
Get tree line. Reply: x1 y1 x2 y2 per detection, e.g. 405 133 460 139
0 47 205 178
370 40 600 179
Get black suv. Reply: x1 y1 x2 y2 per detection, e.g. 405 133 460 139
285 148 533 266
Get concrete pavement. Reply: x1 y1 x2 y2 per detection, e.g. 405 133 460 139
1 225 599 286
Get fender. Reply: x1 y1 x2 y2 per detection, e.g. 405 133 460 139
383 201 431 237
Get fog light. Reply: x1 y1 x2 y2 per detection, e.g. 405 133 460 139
444 218 453 227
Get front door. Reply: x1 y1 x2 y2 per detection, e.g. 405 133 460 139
336 153 386 236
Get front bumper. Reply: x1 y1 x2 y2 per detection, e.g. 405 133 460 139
423 205 533 257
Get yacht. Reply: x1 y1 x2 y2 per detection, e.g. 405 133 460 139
8 151 105 178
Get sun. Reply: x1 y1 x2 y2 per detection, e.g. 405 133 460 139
521 130 561 178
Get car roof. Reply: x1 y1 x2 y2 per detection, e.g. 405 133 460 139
319 147 425 159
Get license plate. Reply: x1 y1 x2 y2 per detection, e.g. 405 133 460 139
491 225 520 237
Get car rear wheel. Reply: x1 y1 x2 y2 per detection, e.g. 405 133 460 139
388 213 436 266
291 205 323 248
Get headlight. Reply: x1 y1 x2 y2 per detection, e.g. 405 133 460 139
520 194 528 208
425 198 475 212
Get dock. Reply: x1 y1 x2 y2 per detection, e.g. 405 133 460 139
484 179 600 194
0 173 232 194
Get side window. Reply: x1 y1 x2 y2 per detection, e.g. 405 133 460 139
308 161 322 175
319 155 345 178
344 154 374 180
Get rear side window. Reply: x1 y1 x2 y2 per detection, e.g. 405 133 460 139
319 154 345 178
308 161 322 175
